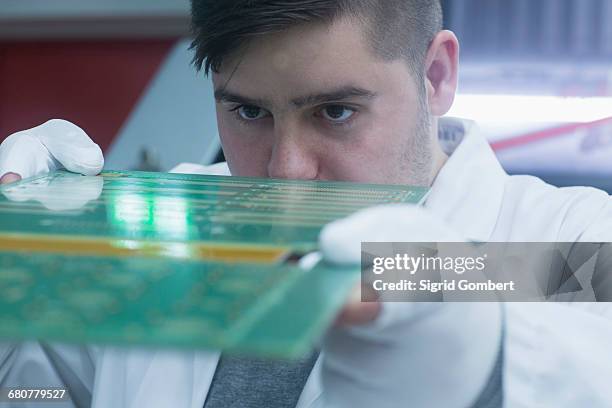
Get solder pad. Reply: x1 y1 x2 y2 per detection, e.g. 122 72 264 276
0 170 427 357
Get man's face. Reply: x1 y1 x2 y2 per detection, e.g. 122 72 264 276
212 18 437 185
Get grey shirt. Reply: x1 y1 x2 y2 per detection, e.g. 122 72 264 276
204 352 319 408
203 342 503 408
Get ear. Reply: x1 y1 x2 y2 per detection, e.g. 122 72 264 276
424 30 459 117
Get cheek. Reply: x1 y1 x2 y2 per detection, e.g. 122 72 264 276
317 115 409 183
217 115 272 177
319 140 401 183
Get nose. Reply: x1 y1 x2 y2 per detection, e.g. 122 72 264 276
267 129 318 180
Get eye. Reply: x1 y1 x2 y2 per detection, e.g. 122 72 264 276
320 105 356 123
235 105 269 121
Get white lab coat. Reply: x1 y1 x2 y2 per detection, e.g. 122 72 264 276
1 118 612 408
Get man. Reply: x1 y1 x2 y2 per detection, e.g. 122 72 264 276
0 1 611 407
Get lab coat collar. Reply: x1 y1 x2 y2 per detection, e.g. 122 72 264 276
425 118 508 242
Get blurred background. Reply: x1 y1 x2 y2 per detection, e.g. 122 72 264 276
1 0 611 190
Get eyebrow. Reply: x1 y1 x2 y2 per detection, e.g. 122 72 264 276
291 86 377 107
214 89 268 108
214 86 377 109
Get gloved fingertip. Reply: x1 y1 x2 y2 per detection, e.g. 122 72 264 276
59 142 105 176
36 119 105 176
76 145 105 176
319 219 362 265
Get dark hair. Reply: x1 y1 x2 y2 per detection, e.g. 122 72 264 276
190 0 443 77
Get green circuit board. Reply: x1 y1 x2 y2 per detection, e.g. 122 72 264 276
0 170 428 357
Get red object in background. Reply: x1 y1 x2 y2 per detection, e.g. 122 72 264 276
490 116 612 151
0 39 176 151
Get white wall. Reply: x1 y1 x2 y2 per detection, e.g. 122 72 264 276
104 38 221 172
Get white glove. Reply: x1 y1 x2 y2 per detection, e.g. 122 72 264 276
0 119 104 183
318 204 501 408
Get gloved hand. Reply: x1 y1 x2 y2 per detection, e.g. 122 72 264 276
319 204 464 325
0 119 104 184
318 204 501 408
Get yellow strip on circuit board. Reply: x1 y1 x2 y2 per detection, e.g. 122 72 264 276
0 233 289 264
